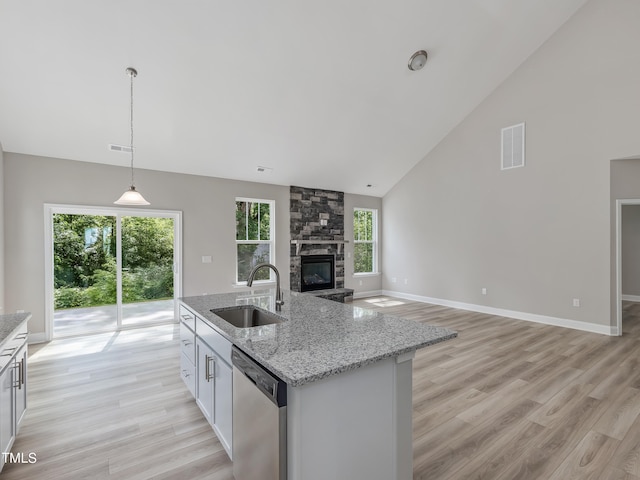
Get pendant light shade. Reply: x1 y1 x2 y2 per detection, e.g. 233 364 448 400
114 67 150 206
114 186 150 205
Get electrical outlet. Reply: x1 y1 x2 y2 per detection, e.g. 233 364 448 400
16 309 24 314
391 277 397 283
481 288 487 295
202 255 212 263
573 298 580 307
359 280 363 286
404 278 408 285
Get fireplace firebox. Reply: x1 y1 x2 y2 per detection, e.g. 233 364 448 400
300 255 335 292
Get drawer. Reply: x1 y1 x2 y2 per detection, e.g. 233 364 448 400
180 322 196 364
180 351 196 397
0 322 28 372
196 317 232 365
179 304 196 331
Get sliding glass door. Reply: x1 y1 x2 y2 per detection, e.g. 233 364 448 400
46 205 181 339
52 214 118 336
121 216 175 327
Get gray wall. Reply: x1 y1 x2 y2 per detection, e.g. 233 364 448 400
4 153 292 336
610 158 640 323
382 0 640 328
0 145 4 312
344 193 383 295
3 152 381 336
622 205 640 297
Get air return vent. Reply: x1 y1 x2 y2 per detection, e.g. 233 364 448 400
108 144 132 154
501 123 525 170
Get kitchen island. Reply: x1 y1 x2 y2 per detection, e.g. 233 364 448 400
180 289 456 480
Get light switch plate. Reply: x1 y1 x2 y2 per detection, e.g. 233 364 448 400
202 256 212 264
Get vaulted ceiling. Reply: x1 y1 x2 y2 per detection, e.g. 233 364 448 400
0 0 588 196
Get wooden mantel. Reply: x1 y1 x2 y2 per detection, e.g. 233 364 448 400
290 239 349 255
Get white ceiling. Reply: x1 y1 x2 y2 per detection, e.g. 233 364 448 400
0 0 588 197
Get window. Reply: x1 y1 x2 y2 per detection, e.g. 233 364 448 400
353 208 377 274
236 198 274 283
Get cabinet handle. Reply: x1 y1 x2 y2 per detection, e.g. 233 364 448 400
15 333 28 340
13 364 18 388
1 347 16 357
182 369 190 378
12 359 25 389
20 358 25 388
181 339 192 346
181 314 192 321
205 355 215 382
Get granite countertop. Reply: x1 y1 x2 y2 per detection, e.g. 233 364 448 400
180 289 456 387
0 312 31 350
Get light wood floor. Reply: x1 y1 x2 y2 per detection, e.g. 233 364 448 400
3 298 640 479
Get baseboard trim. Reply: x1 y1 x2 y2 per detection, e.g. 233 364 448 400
381 290 615 336
622 294 640 303
28 332 47 344
353 289 383 299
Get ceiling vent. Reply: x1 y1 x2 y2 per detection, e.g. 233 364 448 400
108 144 132 154
501 123 525 170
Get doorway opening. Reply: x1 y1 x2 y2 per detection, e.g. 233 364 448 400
615 199 640 336
45 205 182 340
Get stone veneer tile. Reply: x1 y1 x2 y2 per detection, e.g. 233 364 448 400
290 185 345 291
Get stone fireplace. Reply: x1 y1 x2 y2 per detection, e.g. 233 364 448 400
290 185 353 302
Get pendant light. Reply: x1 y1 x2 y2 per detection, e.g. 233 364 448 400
114 67 150 206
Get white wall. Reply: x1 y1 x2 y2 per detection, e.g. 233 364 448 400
4 153 292 336
382 0 640 329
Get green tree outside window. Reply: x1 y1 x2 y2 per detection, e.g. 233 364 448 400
236 199 274 282
354 209 377 274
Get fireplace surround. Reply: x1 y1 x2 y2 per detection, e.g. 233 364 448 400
290 186 353 302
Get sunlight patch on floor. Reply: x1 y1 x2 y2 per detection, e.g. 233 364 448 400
28 324 177 362
363 297 406 308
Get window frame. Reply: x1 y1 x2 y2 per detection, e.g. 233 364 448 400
235 197 275 285
353 207 378 275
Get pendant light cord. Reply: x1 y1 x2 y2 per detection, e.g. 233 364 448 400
129 68 136 188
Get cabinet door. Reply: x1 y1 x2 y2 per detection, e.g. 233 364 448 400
0 364 14 471
213 358 233 458
14 344 27 431
196 338 215 425
180 352 196 398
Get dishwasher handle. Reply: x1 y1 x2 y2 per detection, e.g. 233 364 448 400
232 347 287 408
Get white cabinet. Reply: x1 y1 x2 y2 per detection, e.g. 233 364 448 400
195 318 233 459
179 303 233 460
0 361 14 464
179 321 196 397
14 344 27 429
213 356 233 456
196 337 215 423
0 321 28 473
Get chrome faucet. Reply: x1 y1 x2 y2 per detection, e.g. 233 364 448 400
246 263 284 311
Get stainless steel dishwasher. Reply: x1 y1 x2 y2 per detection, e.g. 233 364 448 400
232 347 287 480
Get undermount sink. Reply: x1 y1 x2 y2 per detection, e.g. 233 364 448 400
211 306 284 328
